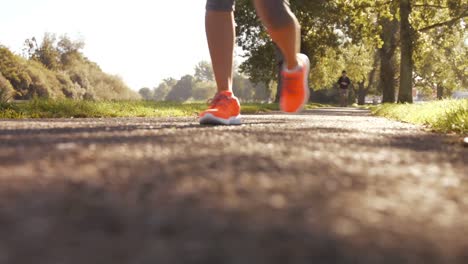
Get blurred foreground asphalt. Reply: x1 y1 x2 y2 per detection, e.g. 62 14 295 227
0 108 467 264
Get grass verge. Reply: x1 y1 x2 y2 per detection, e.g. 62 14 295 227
372 99 468 134
0 99 326 119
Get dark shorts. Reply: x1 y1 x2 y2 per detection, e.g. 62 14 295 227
206 0 291 29
206 0 235 11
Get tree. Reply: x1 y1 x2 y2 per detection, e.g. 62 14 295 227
235 0 467 105
192 81 216 101
194 61 214 82
0 72 15 103
193 61 217 101
379 13 399 103
412 0 468 100
306 28 378 104
233 73 255 101
23 37 38 59
139 87 153 100
166 75 194 101
162 78 177 88
235 0 343 90
57 35 85 67
414 20 467 99
357 52 379 105
24 34 86 70
153 81 172 101
398 0 467 102
328 1 393 103
343 46 378 105
398 0 414 103
34 33 61 70
2 35 138 100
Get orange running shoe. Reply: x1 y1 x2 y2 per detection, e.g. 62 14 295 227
280 54 310 113
199 91 241 125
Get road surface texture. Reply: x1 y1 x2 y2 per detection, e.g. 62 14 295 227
0 108 467 264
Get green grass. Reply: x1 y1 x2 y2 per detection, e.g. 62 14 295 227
372 99 468 134
0 99 326 119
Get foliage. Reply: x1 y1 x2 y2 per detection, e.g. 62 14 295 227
1 34 139 101
149 61 273 103
372 99 468 134
139 87 153 100
194 61 215 82
235 0 343 86
192 81 217 101
165 75 194 102
234 0 467 104
233 72 272 102
310 44 375 89
0 72 15 103
414 21 467 99
153 78 175 101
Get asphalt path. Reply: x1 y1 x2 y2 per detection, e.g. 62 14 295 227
0 107 466 264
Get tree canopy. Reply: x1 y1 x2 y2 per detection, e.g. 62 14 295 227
235 0 467 103
149 61 273 102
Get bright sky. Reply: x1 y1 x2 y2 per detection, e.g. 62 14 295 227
0 0 211 90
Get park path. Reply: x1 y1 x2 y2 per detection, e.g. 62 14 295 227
0 107 467 264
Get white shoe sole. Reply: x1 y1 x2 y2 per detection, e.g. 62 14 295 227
199 113 242 125
280 53 311 113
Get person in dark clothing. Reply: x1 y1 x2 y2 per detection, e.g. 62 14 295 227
337 70 351 107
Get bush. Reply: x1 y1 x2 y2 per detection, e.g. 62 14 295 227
0 46 33 97
0 72 15 103
1 35 139 101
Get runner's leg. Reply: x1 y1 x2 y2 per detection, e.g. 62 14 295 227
253 0 299 70
253 0 310 113
200 0 241 125
205 0 235 92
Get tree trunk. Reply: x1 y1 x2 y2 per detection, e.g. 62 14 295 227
379 17 399 103
275 63 282 103
437 84 444 99
398 0 414 103
359 50 380 106
357 81 366 105
274 45 283 103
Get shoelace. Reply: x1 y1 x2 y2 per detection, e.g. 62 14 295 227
207 94 231 108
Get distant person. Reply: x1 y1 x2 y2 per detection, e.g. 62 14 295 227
199 0 310 125
337 70 351 107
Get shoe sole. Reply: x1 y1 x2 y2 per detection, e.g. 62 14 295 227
280 53 311 113
199 113 242 126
